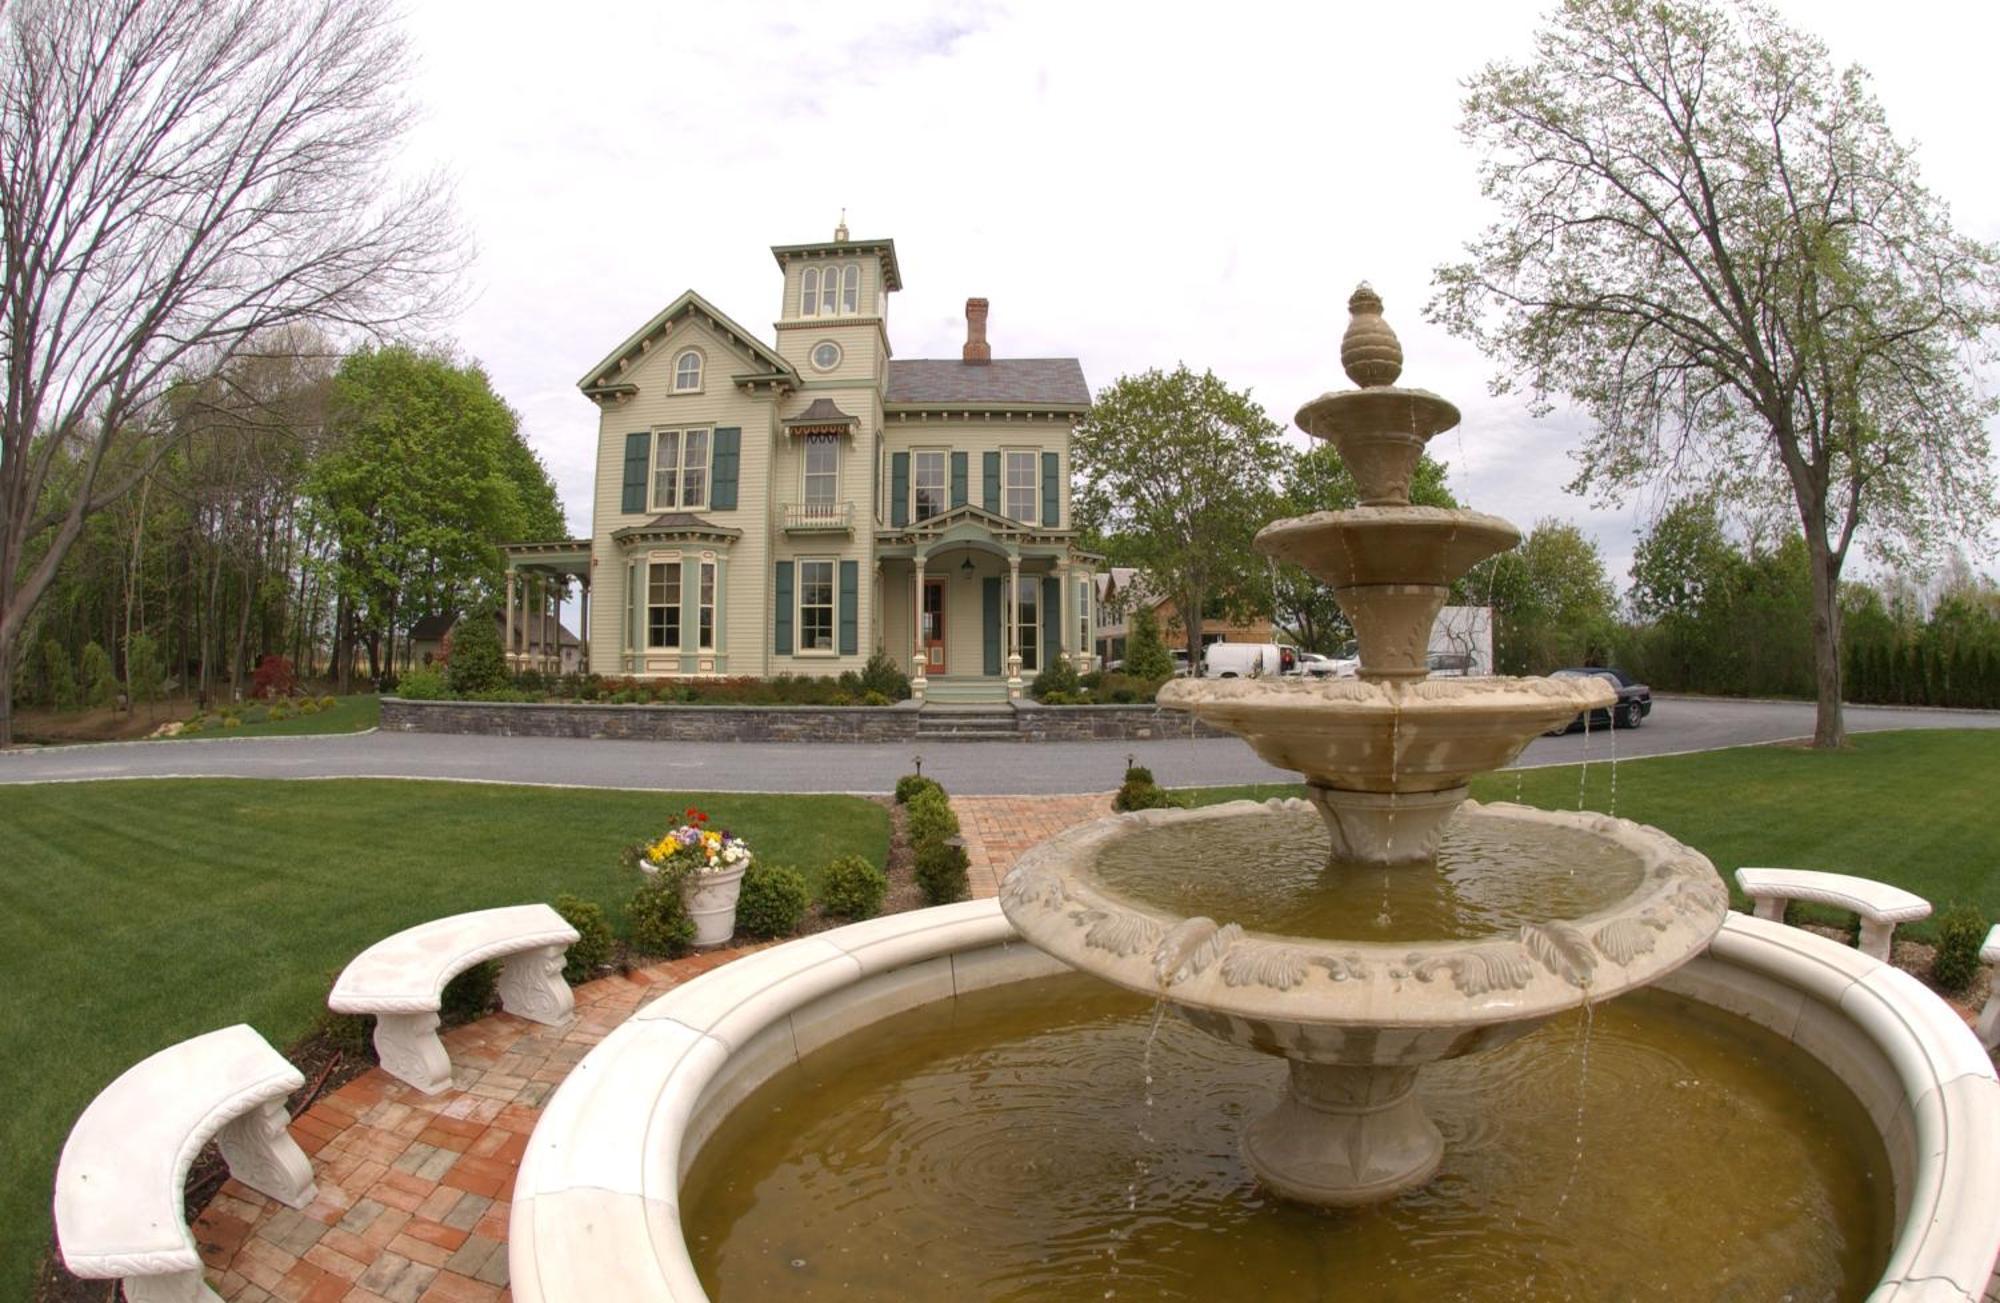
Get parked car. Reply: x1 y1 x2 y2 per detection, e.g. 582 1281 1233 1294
1546 667 1652 733
1203 642 1297 678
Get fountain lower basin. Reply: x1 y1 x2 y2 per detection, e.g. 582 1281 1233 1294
506 900 2000 1302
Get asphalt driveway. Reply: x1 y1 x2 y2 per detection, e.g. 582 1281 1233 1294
0 697 1992 795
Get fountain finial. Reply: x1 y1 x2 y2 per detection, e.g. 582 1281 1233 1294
1340 283 1403 388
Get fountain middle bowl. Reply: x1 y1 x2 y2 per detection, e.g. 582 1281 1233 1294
999 798 1731 1067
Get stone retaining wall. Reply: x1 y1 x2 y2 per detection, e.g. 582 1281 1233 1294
380 697 1231 743
380 697 920 742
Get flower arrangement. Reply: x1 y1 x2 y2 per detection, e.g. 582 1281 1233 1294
643 807 751 877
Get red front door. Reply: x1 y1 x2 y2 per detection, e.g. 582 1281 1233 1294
922 578 946 674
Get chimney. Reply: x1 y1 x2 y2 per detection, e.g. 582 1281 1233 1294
962 297 991 365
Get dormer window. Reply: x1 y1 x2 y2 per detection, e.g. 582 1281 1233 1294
799 263 862 317
673 350 703 392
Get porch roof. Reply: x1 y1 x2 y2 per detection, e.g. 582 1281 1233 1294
873 504 1089 563
500 539 592 579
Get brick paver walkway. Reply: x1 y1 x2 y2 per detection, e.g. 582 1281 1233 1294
190 946 761 1303
951 792 1116 897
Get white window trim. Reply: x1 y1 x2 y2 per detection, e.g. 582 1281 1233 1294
1013 575 1040 672
672 348 704 393
698 559 717 653
650 426 713 512
841 264 859 314
796 556 838 657
1004 448 1039 526
912 446 948 522
646 557 683 652
800 267 820 317
809 339 842 372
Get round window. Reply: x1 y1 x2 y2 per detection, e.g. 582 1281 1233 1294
811 341 842 371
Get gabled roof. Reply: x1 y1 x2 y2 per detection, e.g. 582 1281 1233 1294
578 290 795 393
885 358 1090 410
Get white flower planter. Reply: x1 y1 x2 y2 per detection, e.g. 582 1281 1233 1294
680 861 748 948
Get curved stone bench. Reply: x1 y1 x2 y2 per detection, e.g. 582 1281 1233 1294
55 1024 316 1303
1979 924 2000 1052
1734 867 1931 962
330 903 579 1093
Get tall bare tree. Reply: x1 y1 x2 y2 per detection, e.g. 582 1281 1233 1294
1430 0 2000 747
0 0 459 742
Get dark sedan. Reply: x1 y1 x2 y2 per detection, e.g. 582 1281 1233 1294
1546 667 1652 733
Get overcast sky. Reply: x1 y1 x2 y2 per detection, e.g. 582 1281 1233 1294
395 0 2000 596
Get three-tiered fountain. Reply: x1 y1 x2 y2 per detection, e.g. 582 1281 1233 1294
1002 287 1731 1205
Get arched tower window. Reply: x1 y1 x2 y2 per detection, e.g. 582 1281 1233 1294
842 264 860 314
800 267 820 316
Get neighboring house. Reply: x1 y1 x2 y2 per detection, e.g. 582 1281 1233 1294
1094 567 1275 664
522 221 1100 702
407 611 580 676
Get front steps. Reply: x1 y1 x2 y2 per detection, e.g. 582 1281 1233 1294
916 703 1019 740
920 676 1011 705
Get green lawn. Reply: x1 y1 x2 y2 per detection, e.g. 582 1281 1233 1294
1178 729 2000 935
0 779 888 1299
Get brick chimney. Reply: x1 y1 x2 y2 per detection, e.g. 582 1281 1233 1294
962 297 991 365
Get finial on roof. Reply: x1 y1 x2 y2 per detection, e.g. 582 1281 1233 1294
1340 282 1403 388
834 209 850 243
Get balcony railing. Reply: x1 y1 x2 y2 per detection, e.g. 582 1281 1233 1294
780 501 854 533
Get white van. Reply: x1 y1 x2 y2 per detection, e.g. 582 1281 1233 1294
1202 643 1297 678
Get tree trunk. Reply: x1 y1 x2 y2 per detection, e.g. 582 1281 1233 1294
1805 532 1847 748
1183 582 1205 671
0 632 15 747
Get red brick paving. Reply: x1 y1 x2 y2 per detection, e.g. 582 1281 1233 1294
952 792 1115 897
190 943 769 1302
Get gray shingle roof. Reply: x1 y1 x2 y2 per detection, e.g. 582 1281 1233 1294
885 358 1089 408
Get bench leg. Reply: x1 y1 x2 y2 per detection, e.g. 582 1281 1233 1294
1751 897 1786 923
374 1011 453 1094
1857 919 1896 962
498 944 576 1027
216 1097 318 1210
124 1268 222 1303
1977 986 1999 1052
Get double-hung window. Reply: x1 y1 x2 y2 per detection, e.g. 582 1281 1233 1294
803 434 840 521
1005 450 1038 524
652 428 710 510
799 559 835 652
913 449 947 521
647 562 681 650
1015 578 1039 671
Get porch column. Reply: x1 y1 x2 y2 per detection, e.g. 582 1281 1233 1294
1058 562 1073 671
579 576 590 675
505 568 517 672
911 555 928 702
1006 554 1023 699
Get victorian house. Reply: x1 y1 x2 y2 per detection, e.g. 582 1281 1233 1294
502 223 1099 702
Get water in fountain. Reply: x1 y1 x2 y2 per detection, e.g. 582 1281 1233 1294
999 286 1731 1207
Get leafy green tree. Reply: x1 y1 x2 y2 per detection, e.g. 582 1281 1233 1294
309 347 564 685
1072 366 1288 665
40 637 76 710
1122 607 1175 681
1477 520 1616 673
1432 0 2000 747
79 642 117 709
1273 449 1458 653
124 633 166 710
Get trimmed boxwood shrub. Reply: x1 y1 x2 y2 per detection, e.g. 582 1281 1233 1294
736 862 811 939
914 839 969 906
554 892 615 983
820 854 888 920
627 873 695 956
905 789 959 847
1931 902 1989 993
895 773 943 805
1114 763 1185 813
446 607 507 696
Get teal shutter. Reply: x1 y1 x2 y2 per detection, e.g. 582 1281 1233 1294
710 427 740 509
1041 452 1059 527
891 452 910 527
950 452 968 508
983 578 1002 675
982 451 1001 513
1043 575 1062 663
774 562 794 656
621 433 651 513
838 560 858 655
681 560 699 664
